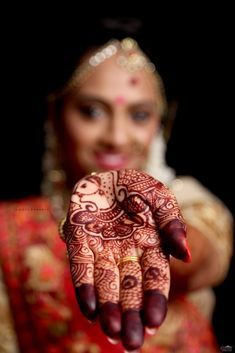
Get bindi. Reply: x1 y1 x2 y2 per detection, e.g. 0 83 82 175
129 76 139 85
115 96 126 105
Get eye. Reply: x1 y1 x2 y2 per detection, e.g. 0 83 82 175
131 111 151 123
78 104 105 120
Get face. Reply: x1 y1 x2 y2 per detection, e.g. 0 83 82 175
59 54 162 180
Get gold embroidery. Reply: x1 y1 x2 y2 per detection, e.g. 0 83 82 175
23 245 64 292
182 201 233 282
0 268 19 353
171 176 233 283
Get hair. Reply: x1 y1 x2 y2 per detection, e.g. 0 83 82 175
48 37 168 121
45 18 176 101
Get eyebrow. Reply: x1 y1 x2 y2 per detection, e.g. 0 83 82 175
74 94 157 110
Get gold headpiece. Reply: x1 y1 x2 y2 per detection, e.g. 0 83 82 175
63 38 156 93
49 37 167 118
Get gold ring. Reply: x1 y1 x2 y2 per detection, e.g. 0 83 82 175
58 217 66 241
117 256 140 267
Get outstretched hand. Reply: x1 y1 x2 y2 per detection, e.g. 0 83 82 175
62 169 191 351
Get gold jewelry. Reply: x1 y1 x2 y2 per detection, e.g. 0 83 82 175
58 217 67 241
117 255 140 267
73 37 155 85
48 37 167 120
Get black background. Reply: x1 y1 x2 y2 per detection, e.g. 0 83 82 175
1 10 234 347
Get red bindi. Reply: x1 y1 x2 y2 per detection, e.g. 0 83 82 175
129 77 139 85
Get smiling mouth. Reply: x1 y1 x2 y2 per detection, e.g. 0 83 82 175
95 153 129 170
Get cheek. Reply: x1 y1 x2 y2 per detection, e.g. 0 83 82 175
63 114 98 150
134 122 159 151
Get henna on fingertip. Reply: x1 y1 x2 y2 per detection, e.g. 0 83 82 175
142 289 167 328
160 219 191 262
121 309 144 351
99 302 121 339
75 284 98 321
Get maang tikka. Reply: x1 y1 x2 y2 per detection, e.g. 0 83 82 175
48 37 167 118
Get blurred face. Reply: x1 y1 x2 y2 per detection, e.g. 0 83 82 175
59 54 162 179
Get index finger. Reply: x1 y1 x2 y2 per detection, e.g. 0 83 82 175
160 219 191 262
150 183 191 262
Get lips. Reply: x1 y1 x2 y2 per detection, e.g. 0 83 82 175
94 152 129 170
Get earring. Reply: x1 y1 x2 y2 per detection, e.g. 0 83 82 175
41 119 67 221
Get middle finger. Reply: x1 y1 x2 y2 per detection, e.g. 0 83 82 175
119 258 144 351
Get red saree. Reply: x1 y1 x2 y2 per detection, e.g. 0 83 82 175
0 197 220 352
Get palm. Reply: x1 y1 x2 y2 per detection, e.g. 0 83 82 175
63 169 190 351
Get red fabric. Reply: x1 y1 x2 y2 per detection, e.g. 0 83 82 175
0 197 220 353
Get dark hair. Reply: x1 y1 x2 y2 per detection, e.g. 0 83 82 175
44 17 177 101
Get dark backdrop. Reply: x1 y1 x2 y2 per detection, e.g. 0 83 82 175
1 13 234 348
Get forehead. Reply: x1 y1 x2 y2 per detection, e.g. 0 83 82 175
76 55 157 102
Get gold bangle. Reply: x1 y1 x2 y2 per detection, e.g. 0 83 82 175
117 256 140 267
58 217 66 241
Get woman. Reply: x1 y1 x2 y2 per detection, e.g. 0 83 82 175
0 37 233 352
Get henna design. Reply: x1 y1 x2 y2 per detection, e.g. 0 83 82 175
141 246 169 296
122 275 138 289
119 261 142 311
71 262 94 286
64 169 190 348
94 255 119 304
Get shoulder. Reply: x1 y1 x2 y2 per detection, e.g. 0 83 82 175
171 176 220 204
170 175 233 228
0 196 54 254
0 196 51 223
171 176 232 218
170 176 233 281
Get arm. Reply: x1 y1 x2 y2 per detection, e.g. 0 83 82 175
170 177 233 295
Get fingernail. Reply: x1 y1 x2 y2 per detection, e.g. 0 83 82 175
107 337 119 344
124 350 139 353
145 327 157 335
87 320 95 325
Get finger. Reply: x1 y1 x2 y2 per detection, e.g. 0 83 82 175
149 182 191 262
121 310 144 351
119 259 144 350
160 219 191 262
94 255 121 339
71 260 98 320
141 246 169 328
99 302 121 339
75 283 98 321
65 225 98 320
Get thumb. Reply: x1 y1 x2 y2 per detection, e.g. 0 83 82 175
160 219 191 262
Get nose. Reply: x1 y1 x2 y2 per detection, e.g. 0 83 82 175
103 113 130 148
